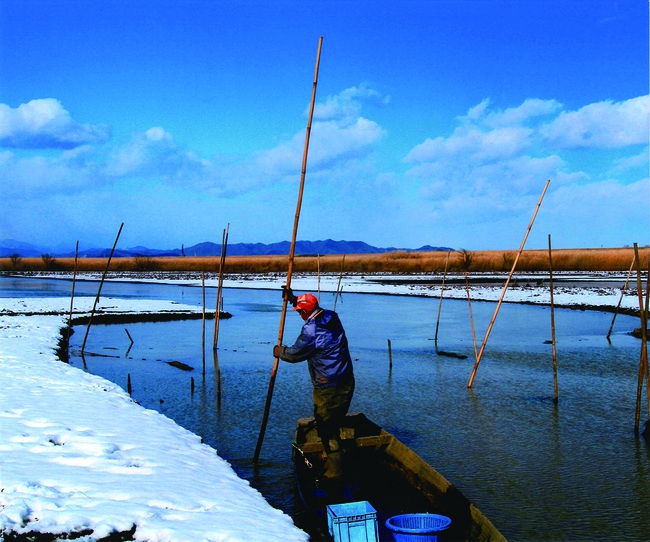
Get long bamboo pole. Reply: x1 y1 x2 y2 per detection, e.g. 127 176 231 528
66 241 79 335
333 254 346 311
633 243 649 434
81 223 124 353
434 251 451 345
606 258 635 340
548 234 558 403
468 179 550 388
213 223 230 350
464 271 478 362
254 36 323 463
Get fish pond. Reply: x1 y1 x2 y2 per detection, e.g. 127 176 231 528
5 277 650 541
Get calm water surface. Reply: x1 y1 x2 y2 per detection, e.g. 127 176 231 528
4 277 649 541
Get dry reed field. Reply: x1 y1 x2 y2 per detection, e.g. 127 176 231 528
2 247 648 274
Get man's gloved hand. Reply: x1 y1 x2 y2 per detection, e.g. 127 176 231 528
282 285 297 306
273 345 283 358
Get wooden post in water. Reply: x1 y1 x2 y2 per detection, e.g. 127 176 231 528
202 271 206 377
468 180 550 388
464 271 478 362
213 224 230 350
254 36 323 464
127 373 132 396
607 257 635 340
548 234 559 403
213 349 222 408
633 243 649 435
387 339 393 371
81 223 124 353
434 251 451 345
66 241 79 335
333 254 346 311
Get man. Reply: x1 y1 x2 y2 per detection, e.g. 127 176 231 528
273 288 355 480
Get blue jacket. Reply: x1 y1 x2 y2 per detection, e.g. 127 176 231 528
280 309 354 388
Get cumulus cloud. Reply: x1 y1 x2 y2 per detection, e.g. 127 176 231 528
540 95 649 148
404 95 649 207
0 99 110 149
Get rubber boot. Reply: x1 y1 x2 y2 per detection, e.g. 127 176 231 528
323 438 343 480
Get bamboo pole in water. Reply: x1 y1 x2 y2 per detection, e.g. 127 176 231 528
202 271 206 377
254 37 323 464
633 243 649 434
81 223 124 353
333 254 346 311
434 251 451 345
66 241 79 336
548 234 558 403
213 224 230 350
468 180 550 388
464 271 478 362
606 258 635 340
387 339 393 371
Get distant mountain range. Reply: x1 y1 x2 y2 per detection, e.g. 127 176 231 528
0 239 453 258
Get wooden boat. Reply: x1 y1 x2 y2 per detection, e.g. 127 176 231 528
292 413 506 541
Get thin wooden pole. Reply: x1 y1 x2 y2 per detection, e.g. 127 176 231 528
465 271 478 362
213 349 222 407
213 224 230 350
548 234 558 403
66 241 79 335
81 223 124 353
254 36 323 464
317 254 321 303
434 251 451 345
633 243 649 434
387 339 393 371
468 179 550 388
333 254 346 311
202 271 206 377
607 258 635 340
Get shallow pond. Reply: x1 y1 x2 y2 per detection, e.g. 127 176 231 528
5 277 650 541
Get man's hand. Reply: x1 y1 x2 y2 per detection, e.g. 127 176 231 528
273 345 283 358
282 285 297 306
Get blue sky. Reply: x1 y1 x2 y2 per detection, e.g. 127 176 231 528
0 0 648 252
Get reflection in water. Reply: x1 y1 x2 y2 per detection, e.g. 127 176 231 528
4 278 648 541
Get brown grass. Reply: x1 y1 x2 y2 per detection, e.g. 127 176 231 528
1 247 648 274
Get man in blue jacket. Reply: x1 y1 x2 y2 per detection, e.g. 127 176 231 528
273 289 355 480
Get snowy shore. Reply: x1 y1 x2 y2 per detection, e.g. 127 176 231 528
0 272 644 541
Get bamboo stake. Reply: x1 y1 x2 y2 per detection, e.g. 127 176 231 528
465 271 478 362
468 180 550 388
66 241 79 336
434 251 451 345
213 224 230 350
202 271 206 377
254 36 323 463
81 223 124 353
213 349 222 408
333 254 346 311
633 243 649 434
317 254 321 303
606 258 635 340
548 234 558 403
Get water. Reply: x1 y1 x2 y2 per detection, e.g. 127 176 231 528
4 277 649 541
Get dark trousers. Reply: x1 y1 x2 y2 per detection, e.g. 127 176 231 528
312 377 355 454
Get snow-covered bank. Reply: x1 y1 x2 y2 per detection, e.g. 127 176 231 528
21 271 643 314
0 297 308 542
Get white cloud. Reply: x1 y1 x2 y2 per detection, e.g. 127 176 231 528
540 95 649 148
0 99 110 149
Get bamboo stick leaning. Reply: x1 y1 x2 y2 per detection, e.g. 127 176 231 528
81 223 124 353
254 37 323 464
468 180 550 388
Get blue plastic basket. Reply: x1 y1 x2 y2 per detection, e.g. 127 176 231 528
385 513 452 542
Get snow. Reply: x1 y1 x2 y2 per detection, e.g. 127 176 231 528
1 297 308 542
0 273 643 541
